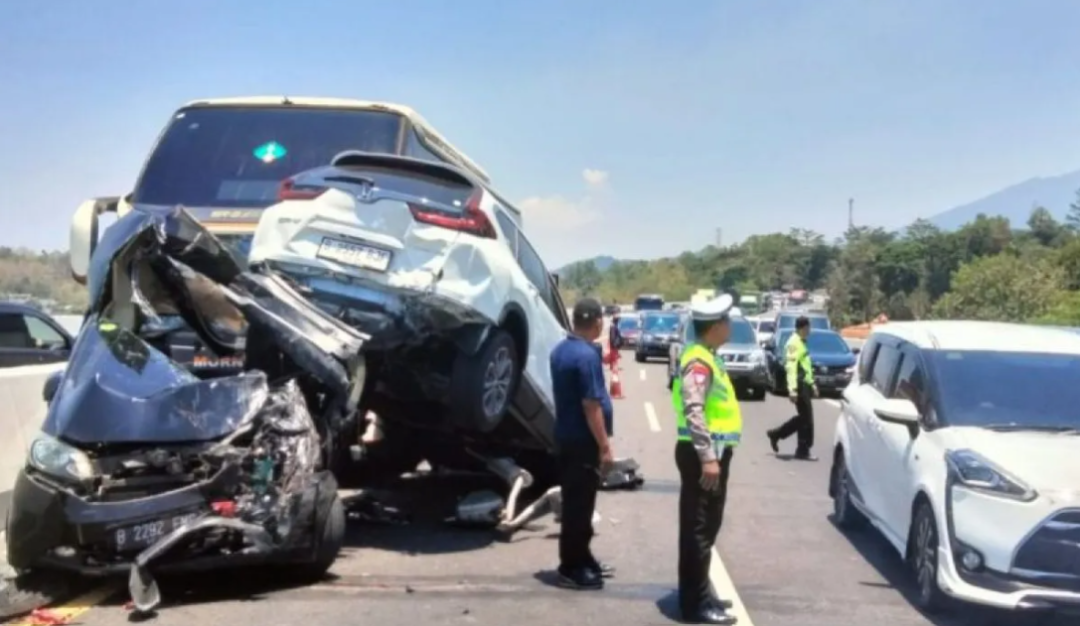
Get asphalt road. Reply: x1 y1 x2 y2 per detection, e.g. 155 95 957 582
4 355 1070 626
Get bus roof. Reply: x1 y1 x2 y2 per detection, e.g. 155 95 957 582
181 96 492 184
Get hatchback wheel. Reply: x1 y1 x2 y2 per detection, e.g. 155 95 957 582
910 501 949 614
831 456 866 530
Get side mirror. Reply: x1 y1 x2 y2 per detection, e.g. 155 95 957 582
852 347 861 355
69 196 121 285
874 398 920 426
42 370 63 403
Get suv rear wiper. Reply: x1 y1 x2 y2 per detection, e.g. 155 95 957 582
981 424 1080 434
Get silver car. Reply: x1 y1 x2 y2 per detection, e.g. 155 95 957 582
667 315 769 400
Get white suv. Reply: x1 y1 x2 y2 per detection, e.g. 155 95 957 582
249 151 569 457
830 321 1080 615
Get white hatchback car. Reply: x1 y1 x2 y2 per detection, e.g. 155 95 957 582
830 321 1080 616
249 151 569 455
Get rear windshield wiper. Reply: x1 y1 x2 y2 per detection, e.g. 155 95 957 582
981 424 1080 434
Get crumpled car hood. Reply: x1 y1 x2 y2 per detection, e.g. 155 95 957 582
43 318 268 444
54 202 369 446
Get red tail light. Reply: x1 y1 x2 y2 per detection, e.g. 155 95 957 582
408 191 496 239
277 177 327 201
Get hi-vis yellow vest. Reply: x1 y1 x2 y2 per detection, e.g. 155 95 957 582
671 343 743 447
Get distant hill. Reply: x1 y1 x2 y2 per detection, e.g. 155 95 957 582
929 169 1080 230
556 255 618 275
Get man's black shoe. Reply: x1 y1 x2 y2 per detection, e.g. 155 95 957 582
556 566 603 590
766 430 780 453
591 561 615 578
681 606 738 624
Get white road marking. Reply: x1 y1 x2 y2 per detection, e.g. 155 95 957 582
824 399 840 407
639 368 647 381
710 547 755 625
644 401 662 432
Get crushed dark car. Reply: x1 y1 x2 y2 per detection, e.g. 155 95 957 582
4 204 367 614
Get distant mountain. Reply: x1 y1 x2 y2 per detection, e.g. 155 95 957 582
556 255 618 274
928 169 1080 230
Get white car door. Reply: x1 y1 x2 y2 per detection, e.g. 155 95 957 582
841 378 885 520
869 346 929 543
494 210 567 405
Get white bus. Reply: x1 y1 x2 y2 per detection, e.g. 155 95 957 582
70 96 520 283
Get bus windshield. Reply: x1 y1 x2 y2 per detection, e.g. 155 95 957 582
634 295 664 311
133 106 405 208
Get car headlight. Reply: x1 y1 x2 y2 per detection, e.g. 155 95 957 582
642 334 654 342
846 365 855 373
28 432 94 481
945 449 1036 502
749 350 766 364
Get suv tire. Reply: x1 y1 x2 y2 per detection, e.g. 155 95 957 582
450 328 519 433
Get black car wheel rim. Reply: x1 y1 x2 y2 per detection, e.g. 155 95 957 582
914 510 937 603
835 466 850 518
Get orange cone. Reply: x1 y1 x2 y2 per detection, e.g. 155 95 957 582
609 368 625 399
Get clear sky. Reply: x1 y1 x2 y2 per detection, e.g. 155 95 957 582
2 0 1080 268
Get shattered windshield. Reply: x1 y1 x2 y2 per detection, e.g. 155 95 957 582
42 318 269 444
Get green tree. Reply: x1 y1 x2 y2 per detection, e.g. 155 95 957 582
931 253 1064 322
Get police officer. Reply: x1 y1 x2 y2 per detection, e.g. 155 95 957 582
672 295 741 625
767 315 818 460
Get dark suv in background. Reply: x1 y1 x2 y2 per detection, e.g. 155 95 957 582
635 311 682 362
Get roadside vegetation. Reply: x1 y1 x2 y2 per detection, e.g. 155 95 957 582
558 194 1080 328
0 248 86 311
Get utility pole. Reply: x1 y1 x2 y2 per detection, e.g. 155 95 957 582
847 198 854 230
715 227 723 247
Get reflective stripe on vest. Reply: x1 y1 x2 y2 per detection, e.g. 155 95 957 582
671 343 744 447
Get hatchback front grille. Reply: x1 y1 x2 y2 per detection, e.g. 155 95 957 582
1011 509 1080 592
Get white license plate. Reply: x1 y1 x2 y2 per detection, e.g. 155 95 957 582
113 512 200 550
317 237 392 272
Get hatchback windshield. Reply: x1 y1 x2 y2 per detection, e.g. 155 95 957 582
684 317 756 345
133 106 404 208
643 314 680 333
932 350 1080 430
618 316 641 330
778 331 850 353
776 314 830 330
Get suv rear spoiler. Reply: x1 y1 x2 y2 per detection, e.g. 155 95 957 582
329 150 476 187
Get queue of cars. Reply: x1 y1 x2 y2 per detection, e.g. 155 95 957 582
8 96 575 613
830 321 1080 616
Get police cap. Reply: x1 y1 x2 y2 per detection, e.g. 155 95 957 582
689 294 735 323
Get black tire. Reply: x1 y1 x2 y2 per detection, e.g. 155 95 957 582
295 492 345 581
748 387 767 401
909 500 949 614
635 351 646 363
831 456 867 530
450 328 519 433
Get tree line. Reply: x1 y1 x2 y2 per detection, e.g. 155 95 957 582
0 248 87 311
558 195 1080 328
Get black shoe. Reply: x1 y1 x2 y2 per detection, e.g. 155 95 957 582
556 566 603 590
793 451 818 461
590 561 615 578
681 606 738 624
766 430 780 453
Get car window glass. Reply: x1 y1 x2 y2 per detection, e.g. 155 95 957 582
871 343 901 394
494 209 519 257
24 316 66 348
515 231 565 321
0 313 33 348
858 337 879 382
892 352 925 408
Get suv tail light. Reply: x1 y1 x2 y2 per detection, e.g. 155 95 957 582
277 177 327 201
408 190 496 239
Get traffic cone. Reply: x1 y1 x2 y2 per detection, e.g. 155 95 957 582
609 368 625 399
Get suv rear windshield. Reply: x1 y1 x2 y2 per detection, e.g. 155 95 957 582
634 296 664 311
133 106 404 208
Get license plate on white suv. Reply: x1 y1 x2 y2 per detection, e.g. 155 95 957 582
317 237 392 272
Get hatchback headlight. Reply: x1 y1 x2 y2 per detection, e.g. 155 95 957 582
945 449 1036 502
749 350 766 364
28 433 94 481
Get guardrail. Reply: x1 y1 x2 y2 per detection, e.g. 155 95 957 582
0 363 66 523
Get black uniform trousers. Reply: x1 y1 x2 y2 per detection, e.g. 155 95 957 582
675 440 735 614
557 439 601 572
775 382 815 454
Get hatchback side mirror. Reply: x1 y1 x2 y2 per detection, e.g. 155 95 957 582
42 370 63 403
874 398 919 425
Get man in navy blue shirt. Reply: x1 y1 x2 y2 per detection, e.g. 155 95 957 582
550 297 615 591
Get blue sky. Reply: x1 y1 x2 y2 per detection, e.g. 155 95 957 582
2 0 1080 267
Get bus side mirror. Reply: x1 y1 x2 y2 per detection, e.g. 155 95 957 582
70 196 120 285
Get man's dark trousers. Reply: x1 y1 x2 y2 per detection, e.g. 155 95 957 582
675 440 734 615
558 439 601 571
774 384 815 455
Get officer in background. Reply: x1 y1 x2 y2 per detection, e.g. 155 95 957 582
767 316 818 460
672 294 741 625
